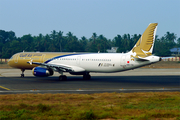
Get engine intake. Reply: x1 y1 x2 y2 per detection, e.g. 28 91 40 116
32 67 54 77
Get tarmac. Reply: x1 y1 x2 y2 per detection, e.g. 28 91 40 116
0 68 180 94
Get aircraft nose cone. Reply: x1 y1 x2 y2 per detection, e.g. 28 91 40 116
7 56 13 67
7 59 11 66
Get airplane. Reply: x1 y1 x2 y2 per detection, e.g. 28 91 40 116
8 23 161 81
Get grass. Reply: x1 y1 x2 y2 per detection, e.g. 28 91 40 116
0 92 180 120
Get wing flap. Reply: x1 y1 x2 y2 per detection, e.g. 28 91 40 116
27 61 85 72
27 62 73 72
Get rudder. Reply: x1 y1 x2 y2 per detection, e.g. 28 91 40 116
130 23 158 58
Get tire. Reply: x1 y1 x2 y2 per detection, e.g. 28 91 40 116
59 75 67 81
21 74 24 77
83 74 91 80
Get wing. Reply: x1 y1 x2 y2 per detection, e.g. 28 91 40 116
27 61 85 73
28 61 73 72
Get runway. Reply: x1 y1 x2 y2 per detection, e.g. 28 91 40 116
0 69 180 94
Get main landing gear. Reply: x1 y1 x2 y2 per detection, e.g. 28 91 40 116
59 75 67 81
21 69 25 77
83 73 91 80
59 72 91 81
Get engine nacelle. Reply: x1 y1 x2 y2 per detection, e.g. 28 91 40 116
32 67 54 77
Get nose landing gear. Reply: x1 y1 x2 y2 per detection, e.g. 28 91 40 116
21 69 25 77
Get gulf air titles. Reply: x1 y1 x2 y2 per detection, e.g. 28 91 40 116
8 23 161 80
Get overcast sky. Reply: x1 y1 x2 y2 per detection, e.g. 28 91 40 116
0 0 180 39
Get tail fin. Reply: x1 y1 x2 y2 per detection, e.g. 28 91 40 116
130 23 158 58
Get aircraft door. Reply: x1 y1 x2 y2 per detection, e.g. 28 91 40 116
41 54 46 63
120 56 126 68
76 56 81 65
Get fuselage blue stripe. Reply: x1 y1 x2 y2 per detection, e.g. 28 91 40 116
44 54 80 63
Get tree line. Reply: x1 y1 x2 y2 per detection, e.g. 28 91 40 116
0 30 180 58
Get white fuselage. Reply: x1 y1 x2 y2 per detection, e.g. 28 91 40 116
47 53 160 73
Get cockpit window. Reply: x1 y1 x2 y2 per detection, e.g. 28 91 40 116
9 56 13 60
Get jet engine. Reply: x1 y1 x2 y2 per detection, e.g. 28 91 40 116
32 67 54 77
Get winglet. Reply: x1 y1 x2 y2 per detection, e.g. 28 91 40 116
130 23 158 58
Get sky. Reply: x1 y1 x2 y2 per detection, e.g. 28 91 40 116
0 0 180 39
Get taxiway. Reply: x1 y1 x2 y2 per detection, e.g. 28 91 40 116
0 69 179 94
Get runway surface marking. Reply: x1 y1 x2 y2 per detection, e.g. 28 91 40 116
0 69 179 94
0 73 3 77
0 86 11 91
0 88 179 93
0 71 10 77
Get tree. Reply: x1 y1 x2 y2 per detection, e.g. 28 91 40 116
92 33 97 43
21 34 34 51
57 31 63 52
154 36 172 56
0 29 179 58
165 32 176 43
177 37 180 47
80 36 88 52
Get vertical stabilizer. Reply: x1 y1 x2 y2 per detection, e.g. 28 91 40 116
130 23 158 58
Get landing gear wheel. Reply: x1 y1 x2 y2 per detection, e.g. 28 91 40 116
83 74 91 80
59 75 67 81
21 74 24 77
21 69 25 77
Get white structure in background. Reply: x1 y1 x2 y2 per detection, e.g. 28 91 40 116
170 48 180 56
162 57 180 61
107 47 118 53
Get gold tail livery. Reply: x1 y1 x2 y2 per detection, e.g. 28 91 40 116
8 23 160 80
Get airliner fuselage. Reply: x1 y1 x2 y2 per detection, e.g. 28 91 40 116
8 23 160 80
8 52 160 73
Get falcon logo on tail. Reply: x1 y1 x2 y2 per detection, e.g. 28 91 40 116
130 23 158 58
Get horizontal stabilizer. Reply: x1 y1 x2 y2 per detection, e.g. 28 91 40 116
134 57 149 61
